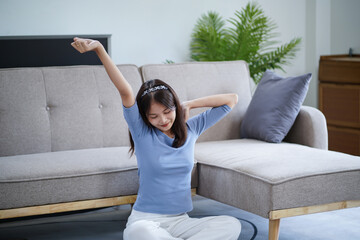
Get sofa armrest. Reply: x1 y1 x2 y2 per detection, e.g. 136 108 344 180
284 106 328 150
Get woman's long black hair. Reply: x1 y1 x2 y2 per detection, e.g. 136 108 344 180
129 79 187 155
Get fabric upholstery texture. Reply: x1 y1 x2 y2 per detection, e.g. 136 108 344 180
0 68 51 156
241 70 312 143
195 139 360 218
1 167 139 210
0 147 137 182
0 65 142 157
284 106 328 150
0 147 138 209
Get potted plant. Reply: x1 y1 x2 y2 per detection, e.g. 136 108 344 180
190 2 301 84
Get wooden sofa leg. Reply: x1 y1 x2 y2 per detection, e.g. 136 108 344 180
269 219 280 240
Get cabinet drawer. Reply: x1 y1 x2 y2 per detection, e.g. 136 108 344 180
328 125 360 156
319 55 360 84
319 83 360 128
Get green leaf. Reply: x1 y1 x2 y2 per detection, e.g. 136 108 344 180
189 2 302 84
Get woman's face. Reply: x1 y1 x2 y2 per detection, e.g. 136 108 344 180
147 101 176 136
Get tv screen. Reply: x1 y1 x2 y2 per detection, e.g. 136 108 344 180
0 35 110 68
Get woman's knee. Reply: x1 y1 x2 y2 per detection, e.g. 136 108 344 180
217 216 241 238
123 220 161 240
226 216 241 228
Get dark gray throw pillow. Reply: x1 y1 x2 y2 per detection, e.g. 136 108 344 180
240 70 312 143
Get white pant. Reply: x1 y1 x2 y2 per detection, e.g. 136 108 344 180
123 209 241 240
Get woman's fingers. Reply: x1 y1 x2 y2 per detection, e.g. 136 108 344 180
71 37 100 53
71 38 83 52
70 42 80 52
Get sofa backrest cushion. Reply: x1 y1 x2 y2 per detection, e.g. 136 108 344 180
0 65 142 157
140 61 252 142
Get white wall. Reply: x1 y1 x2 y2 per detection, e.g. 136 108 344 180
0 0 358 108
303 0 331 107
331 0 360 54
302 0 360 107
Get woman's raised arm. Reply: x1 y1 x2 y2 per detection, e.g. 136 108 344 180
71 37 135 107
182 94 238 121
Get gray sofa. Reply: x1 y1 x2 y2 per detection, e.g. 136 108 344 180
1 61 360 240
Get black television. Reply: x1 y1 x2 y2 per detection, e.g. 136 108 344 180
0 35 110 68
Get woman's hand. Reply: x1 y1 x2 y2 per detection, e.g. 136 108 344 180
71 37 135 107
71 37 102 54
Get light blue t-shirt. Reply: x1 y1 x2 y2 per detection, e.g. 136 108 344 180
123 102 231 214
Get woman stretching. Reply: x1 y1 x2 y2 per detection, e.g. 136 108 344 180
71 37 241 240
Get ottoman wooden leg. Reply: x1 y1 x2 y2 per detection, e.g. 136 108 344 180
269 219 280 240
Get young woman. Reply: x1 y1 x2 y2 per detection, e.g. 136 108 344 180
71 37 241 240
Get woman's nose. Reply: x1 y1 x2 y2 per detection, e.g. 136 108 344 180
159 114 166 123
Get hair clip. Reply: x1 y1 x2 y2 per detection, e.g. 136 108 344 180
141 85 168 97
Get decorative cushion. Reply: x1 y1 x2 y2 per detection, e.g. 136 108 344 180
240 70 312 143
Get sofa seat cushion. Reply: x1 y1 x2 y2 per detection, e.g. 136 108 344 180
195 139 360 218
0 147 139 209
0 147 199 210
0 147 137 182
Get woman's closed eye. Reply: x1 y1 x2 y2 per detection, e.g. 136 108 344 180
148 108 174 120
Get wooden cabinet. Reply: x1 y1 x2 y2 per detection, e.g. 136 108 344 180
319 55 360 155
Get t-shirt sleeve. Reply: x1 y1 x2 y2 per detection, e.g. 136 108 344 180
187 104 232 136
122 102 148 139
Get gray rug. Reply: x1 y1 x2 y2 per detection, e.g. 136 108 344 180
1 196 359 240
